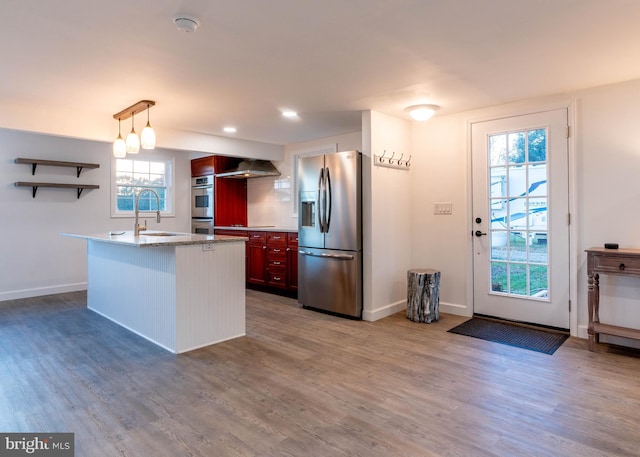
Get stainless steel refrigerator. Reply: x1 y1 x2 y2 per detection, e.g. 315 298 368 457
298 150 362 318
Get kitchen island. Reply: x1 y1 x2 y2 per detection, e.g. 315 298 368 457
62 230 248 354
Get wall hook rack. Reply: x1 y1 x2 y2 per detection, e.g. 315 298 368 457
374 150 411 170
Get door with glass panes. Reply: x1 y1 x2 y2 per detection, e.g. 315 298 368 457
471 109 569 329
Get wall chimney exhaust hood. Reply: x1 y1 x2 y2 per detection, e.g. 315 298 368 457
215 159 281 179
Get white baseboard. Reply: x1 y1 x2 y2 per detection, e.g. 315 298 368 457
363 300 405 321
0 283 87 302
363 300 469 321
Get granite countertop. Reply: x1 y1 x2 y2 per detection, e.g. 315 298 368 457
61 230 248 248
214 225 297 232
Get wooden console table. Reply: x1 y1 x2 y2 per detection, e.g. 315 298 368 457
586 247 640 351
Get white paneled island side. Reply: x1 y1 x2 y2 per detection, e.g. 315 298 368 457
62 231 248 354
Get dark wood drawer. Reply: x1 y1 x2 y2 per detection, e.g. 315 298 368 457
215 229 248 237
267 271 287 288
267 232 287 246
593 254 640 275
248 231 267 245
267 246 286 259
268 259 286 269
287 232 298 247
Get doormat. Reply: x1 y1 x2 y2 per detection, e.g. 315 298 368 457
447 317 568 355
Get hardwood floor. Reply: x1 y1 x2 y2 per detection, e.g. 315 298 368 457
1 290 639 456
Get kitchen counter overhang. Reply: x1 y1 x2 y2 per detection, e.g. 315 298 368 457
62 230 247 354
62 230 248 247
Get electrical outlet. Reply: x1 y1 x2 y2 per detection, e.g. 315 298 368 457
202 243 215 251
434 202 453 215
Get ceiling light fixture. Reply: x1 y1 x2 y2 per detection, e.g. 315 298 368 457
140 104 156 150
174 16 200 33
113 119 126 158
405 104 440 121
282 110 298 118
223 126 237 133
126 113 140 154
112 100 156 158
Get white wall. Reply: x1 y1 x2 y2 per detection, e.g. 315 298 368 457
411 77 640 345
0 128 192 300
410 113 470 316
362 111 413 321
246 131 361 228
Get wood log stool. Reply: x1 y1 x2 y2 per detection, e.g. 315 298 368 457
407 268 441 323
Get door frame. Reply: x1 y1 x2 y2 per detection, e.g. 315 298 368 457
465 99 578 336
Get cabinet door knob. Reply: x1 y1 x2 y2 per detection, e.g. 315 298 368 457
619 263 626 270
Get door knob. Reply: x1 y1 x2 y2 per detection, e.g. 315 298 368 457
475 230 487 237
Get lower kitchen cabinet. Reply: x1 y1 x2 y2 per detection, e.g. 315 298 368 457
266 232 287 289
247 231 267 285
216 229 297 294
286 232 298 291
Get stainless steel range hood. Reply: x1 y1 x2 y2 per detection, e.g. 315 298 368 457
215 159 281 179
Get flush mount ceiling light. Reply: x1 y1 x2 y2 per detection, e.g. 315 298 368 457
112 100 156 157
405 104 440 121
174 15 200 32
223 126 237 133
282 110 298 118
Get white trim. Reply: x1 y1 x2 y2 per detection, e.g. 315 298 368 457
110 156 176 218
465 98 578 335
362 299 405 321
0 283 87 302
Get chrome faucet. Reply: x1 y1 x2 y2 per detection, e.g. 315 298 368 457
134 188 161 236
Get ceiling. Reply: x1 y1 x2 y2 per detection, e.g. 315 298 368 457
2 0 640 148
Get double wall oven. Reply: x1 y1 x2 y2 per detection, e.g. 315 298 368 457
191 175 214 234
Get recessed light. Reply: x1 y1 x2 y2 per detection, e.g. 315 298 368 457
282 110 298 118
223 126 237 133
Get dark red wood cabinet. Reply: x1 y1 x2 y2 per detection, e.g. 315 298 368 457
286 232 298 291
191 155 247 227
247 231 268 285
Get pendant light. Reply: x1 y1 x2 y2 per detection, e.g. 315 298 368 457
113 100 156 156
126 112 140 154
113 118 127 158
140 104 156 150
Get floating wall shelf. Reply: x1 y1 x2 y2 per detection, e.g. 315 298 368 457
15 182 100 199
15 158 100 177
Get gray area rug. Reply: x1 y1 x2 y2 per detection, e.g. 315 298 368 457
447 317 568 355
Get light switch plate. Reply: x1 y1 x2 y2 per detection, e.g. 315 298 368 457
434 202 453 215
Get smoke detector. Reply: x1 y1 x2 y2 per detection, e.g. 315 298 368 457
174 16 200 33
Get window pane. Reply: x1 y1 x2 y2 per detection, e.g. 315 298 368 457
528 129 546 162
528 164 547 197
508 165 527 197
529 265 548 297
116 159 132 172
133 161 150 174
150 162 165 174
490 167 506 198
491 262 507 293
509 263 527 295
508 132 525 164
489 134 507 166
508 232 527 262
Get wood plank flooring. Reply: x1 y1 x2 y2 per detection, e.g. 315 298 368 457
1 290 639 456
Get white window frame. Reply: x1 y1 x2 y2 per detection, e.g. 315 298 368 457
111 156 175 218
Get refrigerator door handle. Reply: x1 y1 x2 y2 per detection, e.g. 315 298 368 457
299 250 354 260
325 167 332 233
317 167 325 232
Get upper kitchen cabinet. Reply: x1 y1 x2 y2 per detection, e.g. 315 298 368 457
191 156 247 227
191 156 215 177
